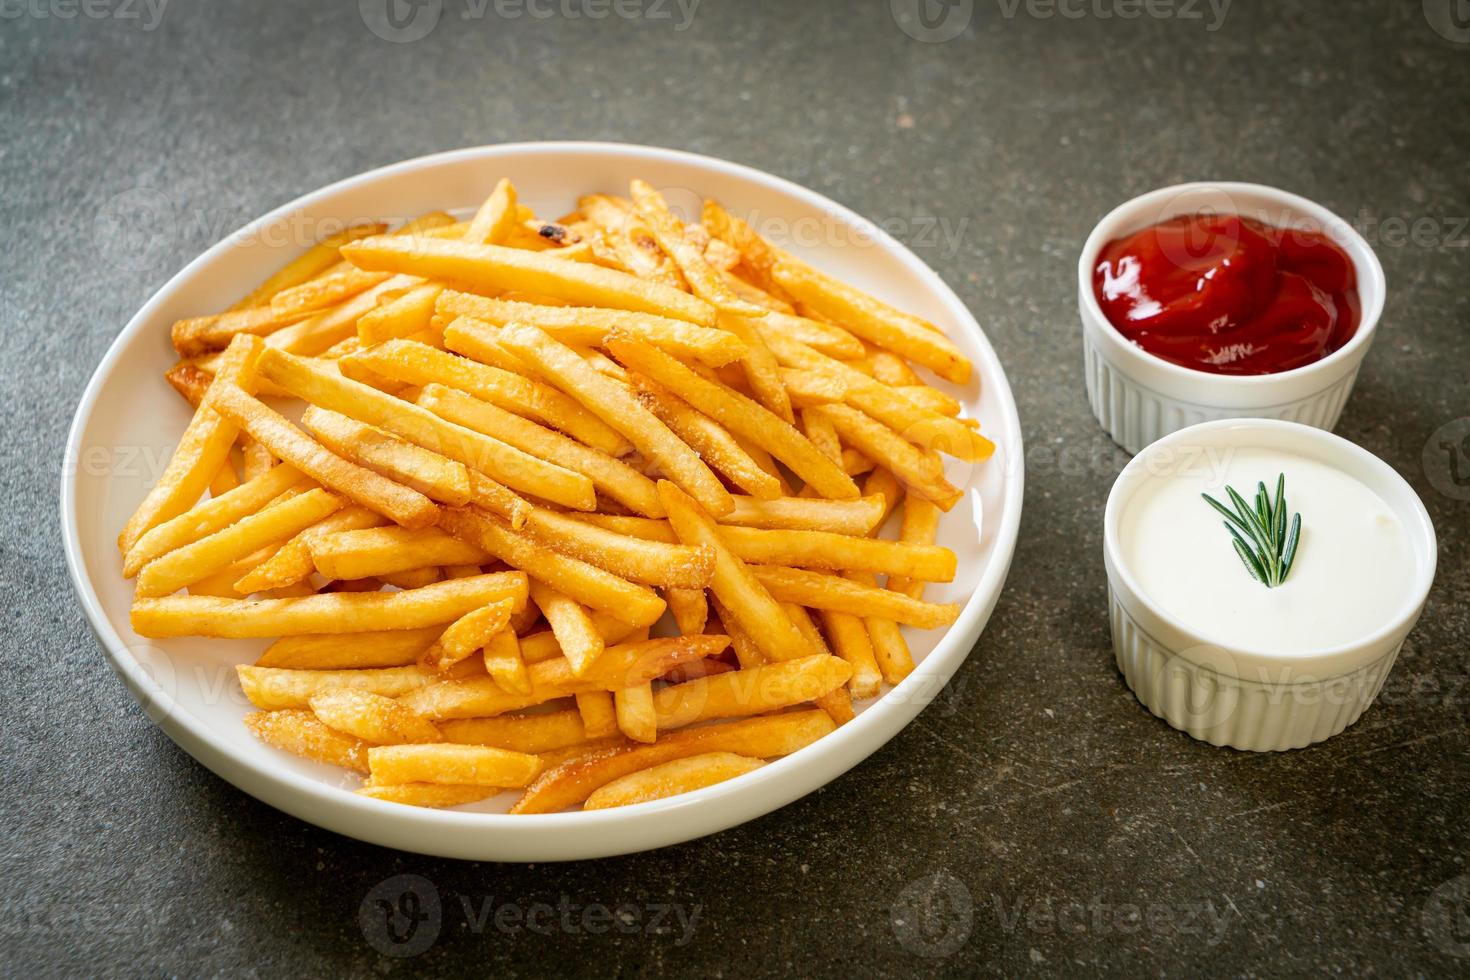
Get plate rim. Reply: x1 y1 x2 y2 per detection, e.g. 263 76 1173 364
60 140 1025 859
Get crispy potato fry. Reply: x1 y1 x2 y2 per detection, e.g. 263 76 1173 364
813 403 961 509
521 508 714 588
356 282 446 345
487 321 732 515
244 709 369 772
171 305 314 358
439 507 666 626
438 709 587 752
748 566 960 628
265 275 419 357
578 193 684 287
256 346 595 511
465 177 519 245
135 488 342 598
531 582 605 677
895 384 962 417
718 311 793 421
209 380 441 528
122 464 305 578
889 494 943 597
309 690 442 744
311 526 486 581
419 384 661 516
512 709 833 813
583 752 766 810
119 335 261 554
132 571 528 638
257 627 441 669
847 570 915 685
300 406 471 506
437 292 746 367
606 335 857 499
772 256 971 384
719 494 886 534
482 629 532 694
575 691 619 739
628 374 782 500
654 654 852 730
356 783 500 808
614 683 657 744
270 267 391 319
367 743 541 788
716 525 956 581
422 597 516 672
817 610 883 700
630 180 766 318
700 200 793 301
341 235 716 325
227 223 389 312
664 587 708 635
237 665 436 710
235 505 387 593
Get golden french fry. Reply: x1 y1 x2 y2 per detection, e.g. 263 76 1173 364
423 597 516 672
256 627 441 669
171 305 313 358
235 505 387 593
605 335 857 499
255 346 595 511
356 783 500 808
119 335 261 554
439 709 587 752
265 275 420 357
131 571 528 638
300 406 473 507
311 526 485 581
889 494 942 597
512 709 834 814
719 311 794 422
816 610 882 700
531 582 605 677
629 179 766 318
521 508 714 588
614 683 657 744
575 691 619 739
482 629 532 694
244 709 369 772
800 407 843 463
464 177 519 245
747 566 960 628
341 235 717 325
367 743 542 788
356 282 446 345
270 267 391 319
227 223 389 312
719 494 886 535
485 320 732 516
209 380 442 528
716 525 956 581
578 193 685 287
653 654 852 730
583 752 766 810
813 403 961 509
628 374 782 500
700 199 793 301
237 665 435 710
664 587 708 635
848 570 915 685
136 488 343 598
439 506 667 627
309 690 442 744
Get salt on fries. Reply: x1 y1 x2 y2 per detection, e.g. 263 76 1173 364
116 178 991 813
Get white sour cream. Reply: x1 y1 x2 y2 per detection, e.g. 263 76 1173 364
1120 447 1415 655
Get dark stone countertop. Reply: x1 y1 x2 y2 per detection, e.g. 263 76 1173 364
3 1 1467 975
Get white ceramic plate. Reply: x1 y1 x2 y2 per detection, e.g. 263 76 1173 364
62 142 1024 861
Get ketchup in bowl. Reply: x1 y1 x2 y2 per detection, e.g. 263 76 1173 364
1093 214 1361 376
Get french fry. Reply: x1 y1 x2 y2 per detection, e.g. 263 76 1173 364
747 566 961 628
801 407 843 463
578 193 684 287
614 683 657 744
436 292 746 367
653 655 852 730
583 752 765 810
606 335 857 499
135 488 343 598
761 310 864 359
209 381 441 528
464 177 519 245
813 403 961 509
482 629 532 694
531 582 605 677
719 494 886 534
439 709 587 752
718 311 793 422
367 744 542 788
356 282 446 345
658 481 813 665
439 507 667 626
300 406 472 506
780 604 855 722
118 335 260 554
309 690 442 744
341 235 717 325
122 464 305 578
849 571 915 685
131 571 528 638
422 597 516 673
257 627 442 669
575 691 619 739
772 256 972 384
664 587 708 635
817 610 883 700
896 384 963 417
700 199 793 301
521 508 714 588
226 223 389 312
401 635 729 720
235 505 387 593
888 494 942 597
310 526 487 581
628 374 782 500
270 267 391 319
244 709 369 773
356 783 500 809
171 305 314 358
418 384 661 516
488 321 732 516
255 346 595 511
512 709 834 814
237 665 436 710
265 275 420 357
715 526 956 581
629 179 766 318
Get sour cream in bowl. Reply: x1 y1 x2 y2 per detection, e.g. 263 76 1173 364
1103 419 1436 751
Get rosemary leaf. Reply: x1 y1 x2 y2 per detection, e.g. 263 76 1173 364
1231 536 1266 584
1204 474 1303 589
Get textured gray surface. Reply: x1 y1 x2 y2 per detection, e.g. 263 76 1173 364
3 0 1469 975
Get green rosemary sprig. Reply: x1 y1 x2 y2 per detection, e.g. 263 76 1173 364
1201 473 1302 588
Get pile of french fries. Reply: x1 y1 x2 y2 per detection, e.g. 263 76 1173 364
118 177 994 813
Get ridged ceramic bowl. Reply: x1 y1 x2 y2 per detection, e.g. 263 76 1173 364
1079 182 1386 455
1103 419 1436 751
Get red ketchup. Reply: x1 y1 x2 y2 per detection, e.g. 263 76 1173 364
1093 214 1361 375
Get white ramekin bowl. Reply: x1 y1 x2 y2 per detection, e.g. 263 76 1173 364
1079 182 1386 455
1103 419 1436 752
